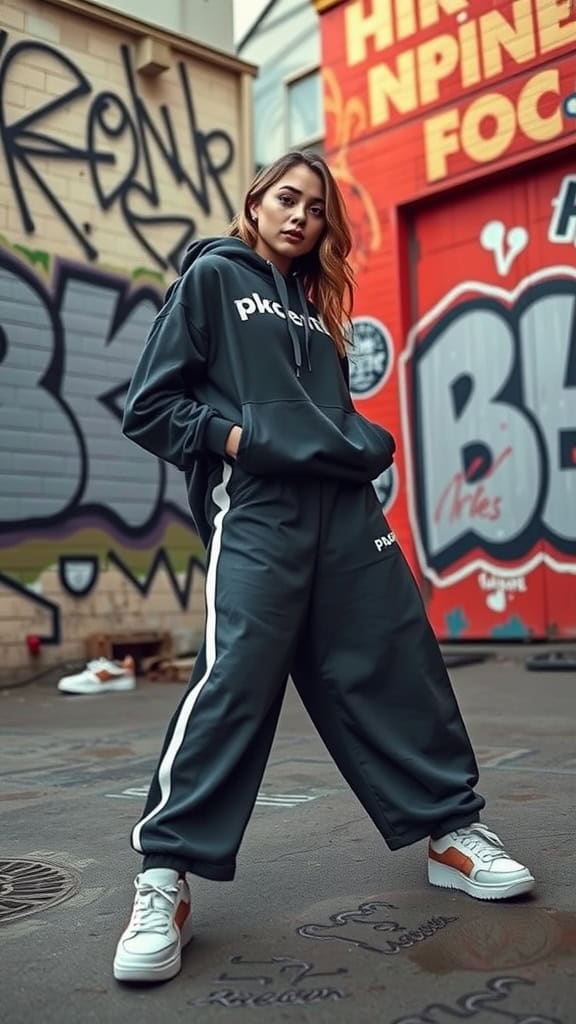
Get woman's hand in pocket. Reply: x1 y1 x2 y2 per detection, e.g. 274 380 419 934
225 425 243 460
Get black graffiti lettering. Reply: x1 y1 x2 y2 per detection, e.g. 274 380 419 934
202 989 249 1007
520 290 576 544
87 90 139 210
217 955 348 988
549 176 576 244
302 987 344 1002
411 280 576 573
0 257 83 524
297 898 401 952
177 58 235 215
0 36 98 259
276 990 298 1005
0 251 191 534
0 32 235 270
252 992 278 1006
308 899 399 929
189 986 347 1008
298 899 457 955
390 976 562 1024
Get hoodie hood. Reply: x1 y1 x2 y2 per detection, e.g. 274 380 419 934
164 237 251 300
181 236 258 275
177 237 312 376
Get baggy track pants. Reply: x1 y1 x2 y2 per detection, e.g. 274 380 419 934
132 463 484 880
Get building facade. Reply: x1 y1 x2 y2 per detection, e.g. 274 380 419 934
0 0 254 671
90 0 235 54
237 0 324 167
315 0 576 640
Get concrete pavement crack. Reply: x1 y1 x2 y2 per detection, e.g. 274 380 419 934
256 844 334 864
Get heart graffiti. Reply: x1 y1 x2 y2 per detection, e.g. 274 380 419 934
480 220 529 276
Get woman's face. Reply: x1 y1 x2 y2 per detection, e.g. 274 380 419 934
249 163 326 274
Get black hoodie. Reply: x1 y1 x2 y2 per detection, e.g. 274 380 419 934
122 238 395 543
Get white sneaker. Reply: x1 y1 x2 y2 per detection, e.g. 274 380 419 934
113 869 193 983
428 823 535 900
57 656 136 694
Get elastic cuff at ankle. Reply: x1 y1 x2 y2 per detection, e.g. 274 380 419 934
143 854 190 875
430 813 481 842
142 853 236 880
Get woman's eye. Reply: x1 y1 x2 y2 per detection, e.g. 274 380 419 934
310 207 324 218
278 194 293 206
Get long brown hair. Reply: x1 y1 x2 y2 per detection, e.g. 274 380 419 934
227 150 354 357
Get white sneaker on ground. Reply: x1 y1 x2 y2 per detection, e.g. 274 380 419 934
113 868 193 983
57 656 136 695
428 823 535 900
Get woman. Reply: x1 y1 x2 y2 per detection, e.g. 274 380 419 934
114 151 534 984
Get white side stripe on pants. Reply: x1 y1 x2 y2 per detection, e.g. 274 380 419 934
132 462 232 854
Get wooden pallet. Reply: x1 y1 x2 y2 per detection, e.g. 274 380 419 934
147 656 196 683
85 631 173 673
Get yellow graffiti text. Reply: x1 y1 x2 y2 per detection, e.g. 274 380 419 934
348 0 575 128
424 68 562 181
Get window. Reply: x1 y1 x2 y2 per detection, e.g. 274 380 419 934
285 66 324 150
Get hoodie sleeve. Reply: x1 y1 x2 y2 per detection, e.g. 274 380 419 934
122 276 236 469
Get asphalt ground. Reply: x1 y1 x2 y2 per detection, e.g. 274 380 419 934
1 653 575 1023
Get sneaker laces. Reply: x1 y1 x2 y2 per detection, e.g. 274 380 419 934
129 879 179 935
86 658 128 675
452 824 507 864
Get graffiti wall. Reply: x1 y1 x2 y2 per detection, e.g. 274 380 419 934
317 0 576 638
0 0 252 669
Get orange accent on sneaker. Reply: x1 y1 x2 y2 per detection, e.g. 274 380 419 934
94 668 119 682
174 899 190 933
429 845 475 877
94 656 135 683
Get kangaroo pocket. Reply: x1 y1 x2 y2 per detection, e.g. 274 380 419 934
236 400 395 482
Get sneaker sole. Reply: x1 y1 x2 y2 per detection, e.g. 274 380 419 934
113 915 194 983
428 861 536 901
58 679 136 694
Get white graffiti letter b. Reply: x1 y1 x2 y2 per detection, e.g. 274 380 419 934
0 263 81 522
521 289 576 544
415 307 540 566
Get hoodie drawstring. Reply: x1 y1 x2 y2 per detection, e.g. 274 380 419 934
270 262 302 377
269 262 312 377
295 277 312 372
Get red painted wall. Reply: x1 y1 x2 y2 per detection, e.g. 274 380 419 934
320 0 576 639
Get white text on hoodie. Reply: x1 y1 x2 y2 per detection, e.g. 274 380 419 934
234 293 328 334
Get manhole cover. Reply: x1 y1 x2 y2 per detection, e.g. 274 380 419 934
0 859 79 924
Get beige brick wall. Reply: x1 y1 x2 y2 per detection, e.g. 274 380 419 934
0 0 254 676
1 0 248 269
